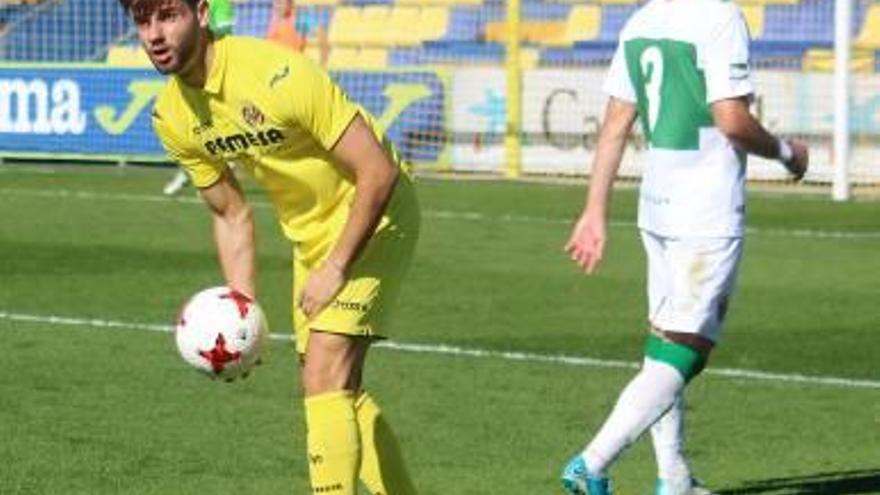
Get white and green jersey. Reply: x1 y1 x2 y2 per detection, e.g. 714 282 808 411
604 0 754 237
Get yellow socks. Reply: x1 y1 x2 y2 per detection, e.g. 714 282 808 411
304 391 361 495
355 393 417 495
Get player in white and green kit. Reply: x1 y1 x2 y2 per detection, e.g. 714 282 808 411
561 1 808 494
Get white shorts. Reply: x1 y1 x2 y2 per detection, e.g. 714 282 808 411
641 230 743 343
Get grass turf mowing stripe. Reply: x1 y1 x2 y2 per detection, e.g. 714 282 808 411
2 309 878 391
2 187 880 240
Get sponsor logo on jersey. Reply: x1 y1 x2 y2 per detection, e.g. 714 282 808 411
204 128 285 155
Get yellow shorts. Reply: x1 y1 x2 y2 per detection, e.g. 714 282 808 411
292 178 420 353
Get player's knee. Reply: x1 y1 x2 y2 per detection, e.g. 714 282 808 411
644 332 709 382
301 332 367 396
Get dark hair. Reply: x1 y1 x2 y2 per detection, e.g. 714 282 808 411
119 0 198 13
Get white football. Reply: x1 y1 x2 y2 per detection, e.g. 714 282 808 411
175 287 268 380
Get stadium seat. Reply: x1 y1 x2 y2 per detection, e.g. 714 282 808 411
543 4 600 46
303 45 323 63
739 3 765 38
292 0 340 6
855 3 880 49
802 48 876 73
597 3 639 42
760 0 832 44
397 0 482 5
328 6 364 45
418 6 451 44
328 46 387 68
390 40 503 66
359 5 391 45
383 6 422 46
442 7 482 42
327 46 359 68
483 21 566 45
736 0 800 5
105 44 152 67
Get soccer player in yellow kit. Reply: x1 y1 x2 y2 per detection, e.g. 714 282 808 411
122 1 420 494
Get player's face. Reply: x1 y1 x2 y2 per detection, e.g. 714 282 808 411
131 0 207 75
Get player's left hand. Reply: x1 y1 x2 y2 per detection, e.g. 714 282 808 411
299 261 347 319
565 212 607 274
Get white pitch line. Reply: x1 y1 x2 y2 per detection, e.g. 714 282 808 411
3 186 879 240
1 310 878 390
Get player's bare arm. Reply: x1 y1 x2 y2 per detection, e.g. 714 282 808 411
566 97 638 274
298 115 400 318
199 171 257 298
712 96 809 180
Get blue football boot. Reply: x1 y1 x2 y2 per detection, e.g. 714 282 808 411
561 455 612 495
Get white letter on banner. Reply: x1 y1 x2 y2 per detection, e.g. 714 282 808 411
52 79 86 135
0 79 51 134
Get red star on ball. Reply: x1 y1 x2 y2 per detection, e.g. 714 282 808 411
198 333 241 374
220 290 252 318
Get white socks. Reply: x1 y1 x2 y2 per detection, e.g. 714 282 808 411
582 358 685 476
651 394 692 481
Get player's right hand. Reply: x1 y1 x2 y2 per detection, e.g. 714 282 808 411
784 139 809 181
564 213 606 274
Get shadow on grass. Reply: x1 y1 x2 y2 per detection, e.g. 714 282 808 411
717 469 880 495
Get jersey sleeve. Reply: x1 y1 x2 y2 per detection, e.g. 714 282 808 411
152 108 225 188
274 54 359 150
603 41 637 103
702 8 754 103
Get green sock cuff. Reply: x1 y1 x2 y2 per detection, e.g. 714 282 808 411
644 334 706 382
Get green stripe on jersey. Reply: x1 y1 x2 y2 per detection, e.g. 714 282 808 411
624 38 714 151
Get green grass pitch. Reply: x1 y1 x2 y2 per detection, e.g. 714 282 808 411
0 164 878 494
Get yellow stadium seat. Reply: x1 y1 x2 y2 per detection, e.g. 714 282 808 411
483 21 506 43
524 21 566 44
326 46 359 69
303 45 323 64
106 45 152 67
418 6 450 43
802 48 875 73
484 21 566 45
359 5 391 45
327 47 387 69
738 4 765 38
855 4 880 49
397 0 481 5
292 0 339 5
385 7 424 46
328 7 362 45
544 4 600 46
736 0 799 5
358 47 389 68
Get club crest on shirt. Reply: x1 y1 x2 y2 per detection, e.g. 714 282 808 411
241 102 265 128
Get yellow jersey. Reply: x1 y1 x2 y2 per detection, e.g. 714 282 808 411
152 36 414 265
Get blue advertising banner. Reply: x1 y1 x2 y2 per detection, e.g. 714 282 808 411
0 66 446 162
